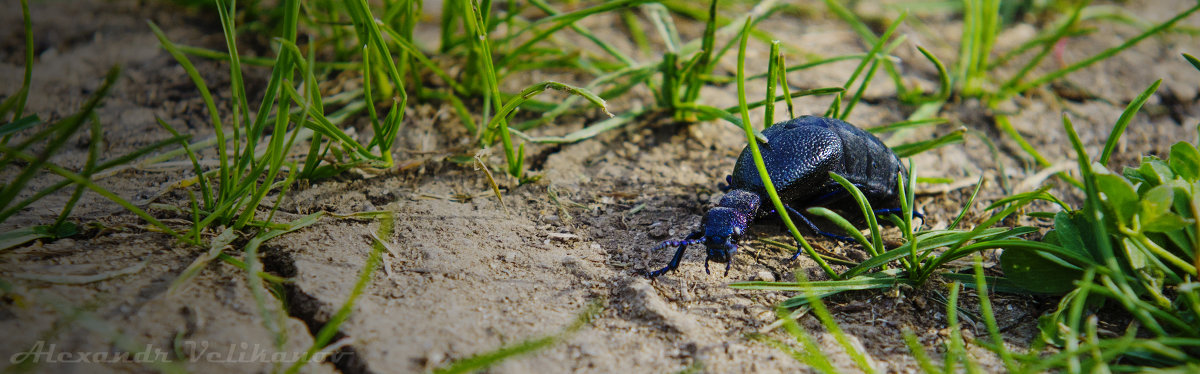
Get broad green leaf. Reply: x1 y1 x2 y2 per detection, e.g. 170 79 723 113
1094 170 1138 225
1053 212 1084 254
1000 247 1082 294
1168 141 1200 181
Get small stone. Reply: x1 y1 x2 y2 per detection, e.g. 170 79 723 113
755 270 775 282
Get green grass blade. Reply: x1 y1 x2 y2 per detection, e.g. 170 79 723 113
997 1 1089 94
433 299 604 374
499 0 653 67
943 282 964 374
733 15 837 279
1099 79 1161 165
214 0 249 171
835 227 1023 279
486 81 612 179
528 0 636 66
244 211 320 347
994 113 1082 189
156 117 213 210
285 212 390 374
0 67 119 213
798 276 878 374
345 0 406 158
466 0 504 144
681 0 719 105
642 2 682 53
0 145 184 241
775 51 796 119
825 9 908 120
519 110 641 144
9 0 33 125
0 226 55 251
973 256 1020 371
807 207 875 257
147 21 231 202
168 227 238 295
823 0 907 99
0 115 40 138
891 128 965 158
903 329 941 373
775 307 840 374
51 116 103 230
765 40 781 127
1185 52 1200 71
0 133 188 225
378 23 468 95
724 54 870 83
171 44 359 69
866 117 948 134
676 104 768 143
1010 3 1200 94
1062 113 1128 289
827 172 883 254
913 45 950 102
724 88 844 114
948 175 986 230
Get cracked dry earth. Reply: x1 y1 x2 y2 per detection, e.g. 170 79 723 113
2 0 1199 373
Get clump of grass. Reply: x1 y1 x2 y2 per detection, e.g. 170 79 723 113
751 59 1200 371
0 66 189 250
754 257 1016 373
997 70 1200 368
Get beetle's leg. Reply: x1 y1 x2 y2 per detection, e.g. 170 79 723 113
871 207 925 227
724 243 737 276
650 237 704 251
649 231 703 278
719 175 733 192
782 204 855 249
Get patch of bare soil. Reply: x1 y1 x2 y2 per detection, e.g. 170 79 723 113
2 1 1198 373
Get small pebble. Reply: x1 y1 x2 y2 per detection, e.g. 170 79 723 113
755 270 775 282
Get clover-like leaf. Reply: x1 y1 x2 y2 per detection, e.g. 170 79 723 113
1123 165 1148 185
1138 184 1191 233
1136 156 1174 186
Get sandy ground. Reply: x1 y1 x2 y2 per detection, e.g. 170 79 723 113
1 0 1198 373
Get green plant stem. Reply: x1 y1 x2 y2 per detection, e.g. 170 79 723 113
733 16 836 279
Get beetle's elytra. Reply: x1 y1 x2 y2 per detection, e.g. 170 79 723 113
648 115 910 277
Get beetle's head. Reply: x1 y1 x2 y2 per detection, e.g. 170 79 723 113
702 207 750 265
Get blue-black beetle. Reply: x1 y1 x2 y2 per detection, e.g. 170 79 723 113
648 115 910 277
